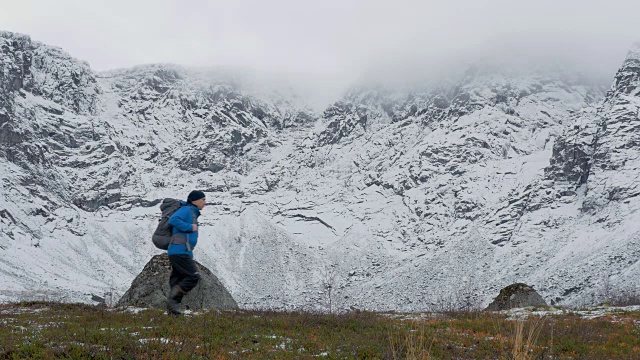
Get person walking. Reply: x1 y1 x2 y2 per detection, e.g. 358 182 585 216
166 190 206 315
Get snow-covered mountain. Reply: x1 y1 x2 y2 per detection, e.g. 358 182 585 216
1 30 638 311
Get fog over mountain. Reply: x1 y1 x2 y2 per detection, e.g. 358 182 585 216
2 0 639 106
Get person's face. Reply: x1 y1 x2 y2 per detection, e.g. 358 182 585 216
192 197 206 210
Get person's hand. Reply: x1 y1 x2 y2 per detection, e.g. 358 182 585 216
192 224 198 232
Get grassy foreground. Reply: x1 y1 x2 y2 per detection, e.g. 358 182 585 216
1 302 639 359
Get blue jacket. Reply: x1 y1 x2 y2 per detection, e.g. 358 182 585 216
167 203 200 258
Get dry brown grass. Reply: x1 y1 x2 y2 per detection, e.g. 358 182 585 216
388 322 433 360
509 316 546 360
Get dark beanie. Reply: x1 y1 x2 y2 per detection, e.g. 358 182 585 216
187 190 206 203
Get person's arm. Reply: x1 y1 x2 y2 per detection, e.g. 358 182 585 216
169 207 194 233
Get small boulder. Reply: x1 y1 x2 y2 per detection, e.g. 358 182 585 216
117 254 238 310
485 283 547 311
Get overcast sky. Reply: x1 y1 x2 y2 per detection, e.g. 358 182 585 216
1 0 639 105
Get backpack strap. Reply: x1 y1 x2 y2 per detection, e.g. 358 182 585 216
185 207 197 252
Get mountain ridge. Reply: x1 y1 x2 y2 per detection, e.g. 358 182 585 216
1 30 638 311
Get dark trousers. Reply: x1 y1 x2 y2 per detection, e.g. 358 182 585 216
168 255 200 293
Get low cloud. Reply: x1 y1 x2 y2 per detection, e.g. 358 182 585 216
2 0 639 106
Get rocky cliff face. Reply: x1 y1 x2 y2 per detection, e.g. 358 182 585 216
1 31 101 243
586 43 640 209
1 30 638 311
0 31 320 308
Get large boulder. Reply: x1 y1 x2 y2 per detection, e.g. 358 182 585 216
485 283 547 311
117 254 238 310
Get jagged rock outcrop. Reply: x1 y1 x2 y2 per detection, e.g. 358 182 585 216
485 283 547 311
584 43 640 209
317 101 369 145
117 254 238 310
0 32 31 123
545 43 640 209
545 116 597 186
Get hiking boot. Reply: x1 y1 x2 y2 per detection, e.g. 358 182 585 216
167 305 182 316
166 285 185 315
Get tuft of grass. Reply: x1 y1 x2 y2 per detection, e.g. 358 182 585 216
510 316 546 360
388 322 433 360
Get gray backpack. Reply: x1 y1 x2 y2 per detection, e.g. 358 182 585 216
152 198 184 250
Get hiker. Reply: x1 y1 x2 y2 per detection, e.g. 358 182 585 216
166 190 206 315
